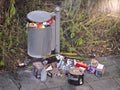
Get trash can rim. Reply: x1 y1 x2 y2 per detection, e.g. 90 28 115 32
27 10 52 22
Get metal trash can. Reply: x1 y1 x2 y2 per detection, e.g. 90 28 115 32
27 11 53 58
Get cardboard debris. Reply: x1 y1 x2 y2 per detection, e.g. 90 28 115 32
95 63 105 78
91 59 99 67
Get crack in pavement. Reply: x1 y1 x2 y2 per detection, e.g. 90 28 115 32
9 73 22 90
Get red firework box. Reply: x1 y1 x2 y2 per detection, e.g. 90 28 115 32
75 61 88 70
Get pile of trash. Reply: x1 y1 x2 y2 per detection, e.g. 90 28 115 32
17 54 105 85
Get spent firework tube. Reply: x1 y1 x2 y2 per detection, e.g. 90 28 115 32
75 62 88 70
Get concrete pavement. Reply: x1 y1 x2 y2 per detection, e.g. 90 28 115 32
0 55 120 90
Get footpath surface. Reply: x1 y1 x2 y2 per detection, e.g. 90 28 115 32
0 55 120 90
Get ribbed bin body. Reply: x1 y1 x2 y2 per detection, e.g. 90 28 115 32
28 27 51 58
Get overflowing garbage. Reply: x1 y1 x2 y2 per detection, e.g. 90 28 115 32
26 18 55 29
17 54 105 85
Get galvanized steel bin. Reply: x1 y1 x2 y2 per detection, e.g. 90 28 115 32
27 11 53 58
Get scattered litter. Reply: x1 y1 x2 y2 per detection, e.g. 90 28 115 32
17 59 30 67
18 63 26 67
95 63 105 78
56 54 64 60
41 66 47 82
91 59 99 67
44 55 58 64
20 54 105 85
47 71 52 78
46 65 53 71
88 65 96 73
66 59 74 67
87 59 105 78
41 60 47 82
75 61 88 70
57 59 64 68
33 62 43 79
68 68 84 85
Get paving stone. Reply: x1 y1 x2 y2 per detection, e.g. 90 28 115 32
75 82 93 90
18 70 46 90
47 87 62 90
103 65 120 79
84 72 99 82
75 85 93 90
61 83 76 90
89 79 120 90
0 73 19 90
114 78 120 86
45 77 67 88
111 56 120 69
